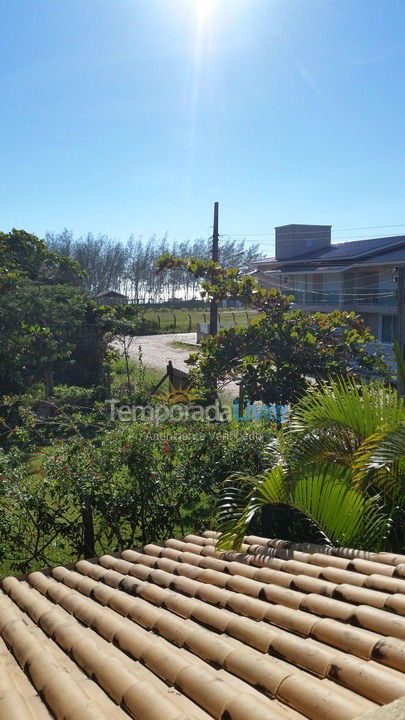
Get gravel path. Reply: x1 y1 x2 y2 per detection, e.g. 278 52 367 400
115 332 238 397
116 333 199 374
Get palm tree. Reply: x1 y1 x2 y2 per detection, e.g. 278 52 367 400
290 376 405 502
218 462 389 551
217 376 405 552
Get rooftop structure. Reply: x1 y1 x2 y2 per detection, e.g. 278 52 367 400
252 226 405 346
1 531 405 719
93 290 129 306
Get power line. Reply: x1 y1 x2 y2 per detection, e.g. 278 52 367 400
254 279 397 298
258 283 396 299
258 268 396 283
225 235 405 246
251 268 398 297
223 231 405 245
221 223 405 238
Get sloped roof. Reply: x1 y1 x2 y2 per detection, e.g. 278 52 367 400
2 532 405 720
94 289 128 298
257 235 405 265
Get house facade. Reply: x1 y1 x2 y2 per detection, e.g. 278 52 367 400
251 224 405 346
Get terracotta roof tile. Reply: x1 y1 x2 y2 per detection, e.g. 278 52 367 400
2 533 405 719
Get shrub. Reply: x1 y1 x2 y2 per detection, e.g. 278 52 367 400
0 420 274 575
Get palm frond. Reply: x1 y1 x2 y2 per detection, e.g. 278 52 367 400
393 340 405 391
290 465 388 548
216 463 390 551
353 424 405 502
291 377 405 441
288 427 357 469
262 432 293 473
216 473 260 551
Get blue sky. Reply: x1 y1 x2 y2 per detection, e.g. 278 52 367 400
1 0 404 255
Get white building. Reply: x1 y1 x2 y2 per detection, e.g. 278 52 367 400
251 224 403 346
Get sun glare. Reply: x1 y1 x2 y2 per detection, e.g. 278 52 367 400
182 0 220 190
195 0 217 23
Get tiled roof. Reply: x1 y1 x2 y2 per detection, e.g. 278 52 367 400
2 532 405 720
257 235 405 265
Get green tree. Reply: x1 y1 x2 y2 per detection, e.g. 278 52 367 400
0 230 86 395
0 229 143 400
7 284 87 398
156 255 389 404
0 228 82 283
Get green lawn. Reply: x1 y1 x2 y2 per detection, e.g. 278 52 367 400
140 307 258 334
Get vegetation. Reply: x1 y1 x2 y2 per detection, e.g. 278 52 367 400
46 230 261 300
156 254 390 403
217 377 405 551
1 229 403 580
0 229 143 398
0 423 272 575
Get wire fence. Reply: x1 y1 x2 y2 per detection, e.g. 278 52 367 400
138 309 258 335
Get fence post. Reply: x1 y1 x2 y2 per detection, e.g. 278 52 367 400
238 383 245 420
173 313 177 330
167 360 174 385
188 313 192 332
157 313 161 329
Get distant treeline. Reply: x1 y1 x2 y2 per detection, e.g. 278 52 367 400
46 230 261 302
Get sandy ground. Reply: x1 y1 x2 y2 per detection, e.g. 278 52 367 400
117 332 199 374
115 332 239 397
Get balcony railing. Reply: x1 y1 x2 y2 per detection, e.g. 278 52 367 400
286 289 397 307
342 290 397 307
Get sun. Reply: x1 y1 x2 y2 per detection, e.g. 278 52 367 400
195 0 217 23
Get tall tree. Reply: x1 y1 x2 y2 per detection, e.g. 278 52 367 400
0 230 142 398
46 230 261 301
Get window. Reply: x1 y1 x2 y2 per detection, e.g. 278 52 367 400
381 315 398 344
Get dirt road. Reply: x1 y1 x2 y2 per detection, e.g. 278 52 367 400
116 333 199 375
116 332 238 397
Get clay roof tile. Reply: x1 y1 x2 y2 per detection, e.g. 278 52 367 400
2 530 405 720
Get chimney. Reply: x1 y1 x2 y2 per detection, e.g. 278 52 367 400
275 224 331 261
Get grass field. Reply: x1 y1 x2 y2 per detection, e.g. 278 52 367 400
140 307 258 333
111 356 164 395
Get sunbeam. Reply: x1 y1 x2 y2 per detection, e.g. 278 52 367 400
183 0 218 189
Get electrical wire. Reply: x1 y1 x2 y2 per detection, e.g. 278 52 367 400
250 267 397 296
253 277 397 298
255 268 396 283
221 223 405 239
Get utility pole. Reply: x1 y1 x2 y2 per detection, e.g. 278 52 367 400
395 264 405 396
209 201 219 335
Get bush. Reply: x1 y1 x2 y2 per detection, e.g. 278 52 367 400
0 421 273 575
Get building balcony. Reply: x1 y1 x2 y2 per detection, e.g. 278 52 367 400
286 289 397 308
342 290 397 307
